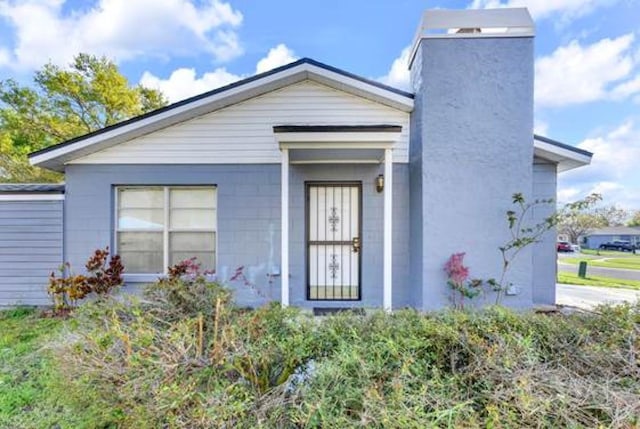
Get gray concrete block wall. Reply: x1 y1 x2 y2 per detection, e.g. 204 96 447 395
65 164 281 307
532 159 558 305
0 200 63 306
411 36 535 310
289 164 411 309
65 163 412 309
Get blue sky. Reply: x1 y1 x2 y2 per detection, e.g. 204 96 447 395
1 0 639 209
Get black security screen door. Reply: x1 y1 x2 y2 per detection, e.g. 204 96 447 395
306 182 362 300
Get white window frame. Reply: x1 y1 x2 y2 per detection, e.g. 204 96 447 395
114 185 217 281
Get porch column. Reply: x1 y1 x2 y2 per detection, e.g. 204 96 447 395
383 148 393 311
281 148 289 307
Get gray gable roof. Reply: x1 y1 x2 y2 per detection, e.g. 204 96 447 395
0 183 65 194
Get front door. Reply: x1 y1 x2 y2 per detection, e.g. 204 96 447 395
306 182 361 300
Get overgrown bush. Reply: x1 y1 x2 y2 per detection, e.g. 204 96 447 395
48 247 123 312
50 277 640 428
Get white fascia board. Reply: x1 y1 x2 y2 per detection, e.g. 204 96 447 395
30 63 413 170
0 194 64 201
533 140 592 172
276 131 401 145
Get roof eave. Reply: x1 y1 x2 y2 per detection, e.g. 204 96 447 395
29 59 415 172
533 135 592 172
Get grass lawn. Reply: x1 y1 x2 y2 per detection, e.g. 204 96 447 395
562 256 640 270
558 272 640 290
0 307 101 429
580 248 638 257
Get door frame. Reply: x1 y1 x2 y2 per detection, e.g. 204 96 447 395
305 181 363 301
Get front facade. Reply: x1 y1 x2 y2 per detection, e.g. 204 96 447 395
2 9 592 310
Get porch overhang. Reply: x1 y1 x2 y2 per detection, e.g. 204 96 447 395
275 125 401 164
276 125 398 311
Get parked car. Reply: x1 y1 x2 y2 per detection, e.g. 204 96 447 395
599 240 636 252
570 244 581 253
557 241 573 252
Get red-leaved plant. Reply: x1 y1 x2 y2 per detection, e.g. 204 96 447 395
48 246 124 313
444 252 483 310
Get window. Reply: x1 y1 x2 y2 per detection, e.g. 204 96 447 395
116 186 217 274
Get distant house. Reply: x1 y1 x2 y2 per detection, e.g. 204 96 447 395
582 227 640 249
1 8 592 309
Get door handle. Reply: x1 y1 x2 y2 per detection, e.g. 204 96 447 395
352 237 360 253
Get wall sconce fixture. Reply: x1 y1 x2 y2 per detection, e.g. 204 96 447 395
375 174 384 193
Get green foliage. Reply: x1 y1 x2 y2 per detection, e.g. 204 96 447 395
492 193 558 304
0 53 167 182
558 193 628 243
4 278 640 428
45 286 640 428
628 210 640 227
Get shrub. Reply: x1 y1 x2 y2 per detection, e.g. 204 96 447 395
48 247 123 312
49 273 640 428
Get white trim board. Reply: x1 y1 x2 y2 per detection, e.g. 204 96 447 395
0 194 64 201
533 140 591 172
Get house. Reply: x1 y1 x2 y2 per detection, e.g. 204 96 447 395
582 227 640 249
1 8 592 309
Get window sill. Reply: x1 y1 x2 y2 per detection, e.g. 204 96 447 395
123 273 164 283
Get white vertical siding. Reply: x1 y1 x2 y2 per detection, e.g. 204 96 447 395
70 80 410 165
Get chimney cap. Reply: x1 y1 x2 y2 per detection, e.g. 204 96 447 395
408 8 535 69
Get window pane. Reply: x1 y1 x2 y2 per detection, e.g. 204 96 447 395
119 188 164 209
118 208 164 230
118 232 163 273
170 208 216 229
170 232 216 270
170 188 216 209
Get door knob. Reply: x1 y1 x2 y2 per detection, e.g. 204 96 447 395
352 237 360 253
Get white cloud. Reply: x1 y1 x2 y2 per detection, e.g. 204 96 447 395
0 0 244 70
377 46 411 91
140 44 298 102
611 75 640 100
255 44 297 74
140 67 242 103
558 120 640 209
534 119 549 136
469 0 619 21
535 34 639 107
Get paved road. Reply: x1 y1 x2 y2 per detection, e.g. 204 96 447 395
558 262 640 281
556 283 640 309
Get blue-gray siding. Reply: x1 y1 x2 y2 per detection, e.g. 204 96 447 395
0 200 63 306
584 234 640 249
531 159 558 305
65 164 411 309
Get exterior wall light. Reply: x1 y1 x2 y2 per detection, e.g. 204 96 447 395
376 174 384 193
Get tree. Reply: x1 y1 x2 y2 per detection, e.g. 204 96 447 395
0 53 167 182
557 193 604 244
592 205 628 227
628 211 640 227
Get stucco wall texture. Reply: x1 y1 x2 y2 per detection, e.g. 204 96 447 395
411 36 535 310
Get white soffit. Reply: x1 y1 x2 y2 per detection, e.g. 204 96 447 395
533 138 592 172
